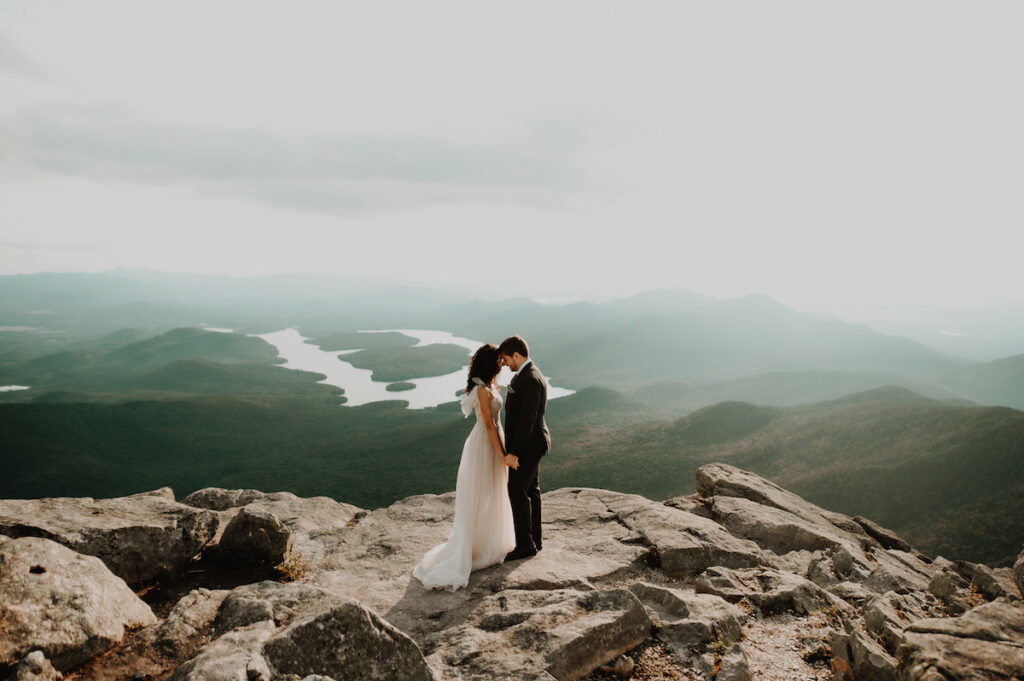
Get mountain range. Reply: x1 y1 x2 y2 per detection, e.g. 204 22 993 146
2 271 1022 567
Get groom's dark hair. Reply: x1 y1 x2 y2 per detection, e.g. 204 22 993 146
498 335 529 358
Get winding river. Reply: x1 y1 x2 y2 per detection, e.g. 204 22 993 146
250 328 574 409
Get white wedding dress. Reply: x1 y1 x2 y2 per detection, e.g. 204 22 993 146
413 383 516 590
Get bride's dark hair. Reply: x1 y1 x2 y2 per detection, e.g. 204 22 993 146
465 343 501 394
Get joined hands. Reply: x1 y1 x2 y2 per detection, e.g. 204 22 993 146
503 454 519 470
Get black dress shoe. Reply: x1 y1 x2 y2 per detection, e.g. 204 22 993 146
504 547 538 562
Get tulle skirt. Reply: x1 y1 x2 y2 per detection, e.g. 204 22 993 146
413 422 516 590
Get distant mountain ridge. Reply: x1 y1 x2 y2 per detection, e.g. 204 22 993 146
4 272 984 394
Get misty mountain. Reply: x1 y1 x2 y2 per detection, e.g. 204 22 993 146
0 328 294 397
935 354 1024 411
626 370 972 414
536 295 966 389
5 271 1021 411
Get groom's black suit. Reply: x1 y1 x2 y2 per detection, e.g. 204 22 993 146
504 361 551 554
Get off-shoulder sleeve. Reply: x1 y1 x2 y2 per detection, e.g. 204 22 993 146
459 385 479 418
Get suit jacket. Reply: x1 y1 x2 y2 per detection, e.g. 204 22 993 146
504 362 551 462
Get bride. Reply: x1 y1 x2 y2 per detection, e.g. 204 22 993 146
413 343 517 590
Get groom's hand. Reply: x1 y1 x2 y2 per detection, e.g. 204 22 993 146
504 454 519 469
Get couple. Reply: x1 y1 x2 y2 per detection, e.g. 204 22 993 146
413 335 551 591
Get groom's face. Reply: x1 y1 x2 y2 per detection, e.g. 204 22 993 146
500 352 523 372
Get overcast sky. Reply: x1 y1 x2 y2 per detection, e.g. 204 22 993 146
1 1 1022 316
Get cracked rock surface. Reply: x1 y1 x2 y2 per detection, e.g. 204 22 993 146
2 463 1021 681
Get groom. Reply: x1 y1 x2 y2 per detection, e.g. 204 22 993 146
498 335 551 561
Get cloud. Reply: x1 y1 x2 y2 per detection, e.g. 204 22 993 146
5 105 599 216
0 27 57 83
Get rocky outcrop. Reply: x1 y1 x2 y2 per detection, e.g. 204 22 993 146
214 581 352 634
695 566 847 615
182 488 266 511
0 488 218 583
603 492 770 576
696 462 866 536
1016 549 1024 598
426 588 652 681
898 600 1024 680
262 602 435 681
9 652 62 681
219 508 294 565
166 620 277 681
699 463 939 600
0 537 157 671
153 588 231 655
183 489 361 564
629 582 743 649
972 563 1021 601
2 465 1021 681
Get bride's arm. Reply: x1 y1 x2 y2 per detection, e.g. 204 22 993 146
477 388 507 463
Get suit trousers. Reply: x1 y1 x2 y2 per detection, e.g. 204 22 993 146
507 453 542 552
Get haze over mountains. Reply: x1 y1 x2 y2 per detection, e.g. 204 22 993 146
1 269 1022 566
2 270 1021 410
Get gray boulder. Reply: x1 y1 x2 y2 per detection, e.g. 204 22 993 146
219 508 293 565
864 550 934 595
717 643 752 681
183 489 362 563
903 599 1024 642
928 568 968 598
816 543 933 598
927 568 970 615
181 488 265 510
709 495 843 554
11 651 62 681
854 515 913 552
542 588 653 680
262 601 435 681
0 488 218 583
214 581 351 635
426 588 652 681
830 631 854 681
0 536 157 671
898 600 1024 680
695 463 867 536
972 563 1021 601
629 582 743 648
847 623 898 681
827 580 877 605
154 588 231 654
166 620 276 681
864 591 934 654
695 464 937 597
694 566 847 615
663 493 713 519
600 491 767 576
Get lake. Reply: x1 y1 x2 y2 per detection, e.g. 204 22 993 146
250 328 575 409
